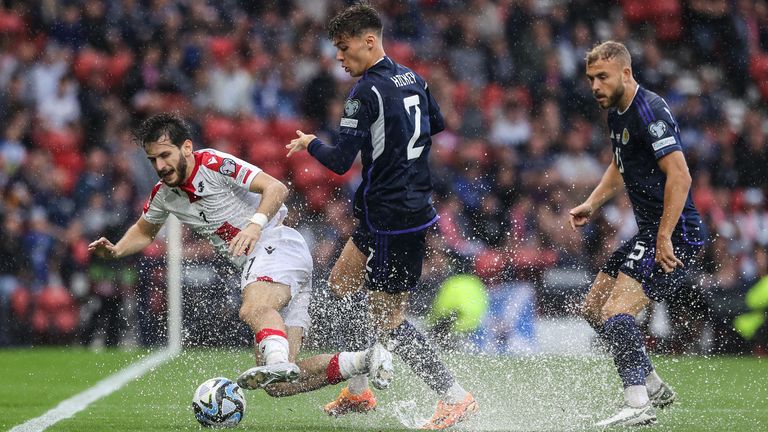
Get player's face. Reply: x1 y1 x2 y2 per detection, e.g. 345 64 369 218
145 137 190 187
333 34 371 77
586 58 626 109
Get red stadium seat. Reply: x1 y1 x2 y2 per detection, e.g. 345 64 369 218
0 10 24 33
106 50 134 89
270 118 305 145
291 158 331 193
203 115 237 146
621 0 652 24
209 37 236 64
237 117 269 143
388 41 415 66
245 138 283 167
10 286 31 319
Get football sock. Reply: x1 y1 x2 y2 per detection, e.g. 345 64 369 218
256 328 289 365
381 320 455 395
442 382 469 404
337 351 368 378
603 314 653 389
646 370 663 395
625 385 650 408
348 374 369 395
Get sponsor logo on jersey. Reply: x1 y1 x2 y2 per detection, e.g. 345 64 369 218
197 180 205 193
344 99 360 117
219 158 237 176
648 120 668 138
265 246 276 254
622 128 630 145
340 118 358 128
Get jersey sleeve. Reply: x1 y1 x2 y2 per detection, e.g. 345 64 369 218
643 101 682 159
142 182 169 225
339 83 377 139
199 149 262 190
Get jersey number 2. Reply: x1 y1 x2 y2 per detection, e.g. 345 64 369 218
403 95 424 160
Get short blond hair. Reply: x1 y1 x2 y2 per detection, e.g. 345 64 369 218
585 41 631 67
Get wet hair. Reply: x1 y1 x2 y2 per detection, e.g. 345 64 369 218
327 3 382 40
133 112 191 150
585 41 632 67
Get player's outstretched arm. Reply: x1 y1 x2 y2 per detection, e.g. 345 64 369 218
655 151 691 272
569 159 624 230
88 216 162 259
287 130 362 175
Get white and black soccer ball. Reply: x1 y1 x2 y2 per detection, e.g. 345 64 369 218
192 377 246 427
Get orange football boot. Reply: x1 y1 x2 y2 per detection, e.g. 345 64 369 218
323 387 377 416
421 393 479 430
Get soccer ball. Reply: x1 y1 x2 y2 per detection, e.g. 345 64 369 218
192 377 246 427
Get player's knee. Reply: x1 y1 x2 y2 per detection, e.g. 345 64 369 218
600 302 626 323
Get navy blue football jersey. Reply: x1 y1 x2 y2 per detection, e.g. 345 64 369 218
308 56 444 233
607 86 704 244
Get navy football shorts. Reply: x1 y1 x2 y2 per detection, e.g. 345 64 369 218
351 222 428 294
601 230 704 302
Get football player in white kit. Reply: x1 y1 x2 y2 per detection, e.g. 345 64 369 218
89 113 392 399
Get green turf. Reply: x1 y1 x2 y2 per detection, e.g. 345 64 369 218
3 348 766 431
0 347 149 430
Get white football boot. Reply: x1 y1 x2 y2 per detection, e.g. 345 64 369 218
649 381 677 409
237 362 300 390
365 342 394 390
596 402 657 428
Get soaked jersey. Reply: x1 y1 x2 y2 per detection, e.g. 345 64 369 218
142 149 288 268
309 56 444 233
607 86 704 244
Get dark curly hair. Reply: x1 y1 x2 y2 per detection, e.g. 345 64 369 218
133 112 192 150
327 3 382 40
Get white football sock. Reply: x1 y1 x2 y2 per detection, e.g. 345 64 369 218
442 382 469 404
337 351 367 378
348 374 369 395
625 385 650 408
258 335 289 365
646 370 663 395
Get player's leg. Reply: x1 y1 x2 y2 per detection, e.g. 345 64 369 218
582 271 616 343
237 225 313 390
596 272 656 427
260 289 391 401
365 229 478 429
328 238 368 298
324 236 378 411
236 280 299 389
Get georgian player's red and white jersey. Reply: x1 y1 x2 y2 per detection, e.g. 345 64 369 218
142 148 287 269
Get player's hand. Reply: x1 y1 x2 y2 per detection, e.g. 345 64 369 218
88 237 118 259
229 224 262 257
568 202 593 230
286 130 316 157
655 235 683 273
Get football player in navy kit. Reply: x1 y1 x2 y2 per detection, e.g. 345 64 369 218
287 4 477 429
569 41 706 427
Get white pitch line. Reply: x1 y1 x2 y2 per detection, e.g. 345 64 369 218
10 348 179 432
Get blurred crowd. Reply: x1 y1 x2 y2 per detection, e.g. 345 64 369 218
1 0 767 355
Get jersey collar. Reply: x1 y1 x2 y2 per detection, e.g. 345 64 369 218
178 151 203 202
617 84 640 116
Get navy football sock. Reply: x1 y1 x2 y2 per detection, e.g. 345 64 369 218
381 320 455 395
603 313 653 388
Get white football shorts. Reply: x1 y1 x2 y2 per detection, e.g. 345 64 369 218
240 225 313 331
